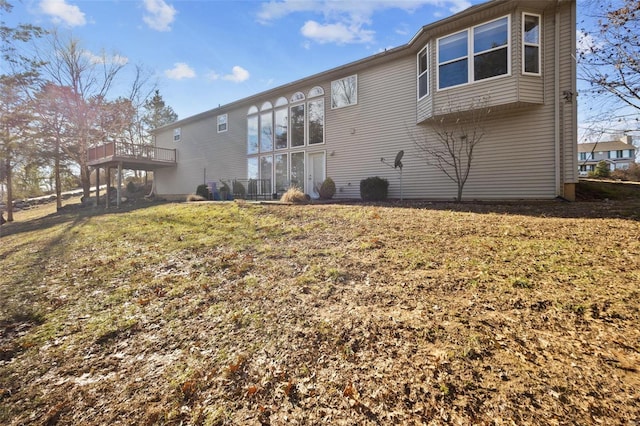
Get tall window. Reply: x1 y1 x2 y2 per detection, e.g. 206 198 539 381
247 157 259 179
260 112 273 152
331 75 357 108
290 152 305 189
260 155 273 194
438 16 510 89
308 99 324 145
247 115 258 154
173 128 181 142
418 46 429 99
523 14 541 75
274 97 288 149
275 153 288 193
217 114 227 133
290 104 305 147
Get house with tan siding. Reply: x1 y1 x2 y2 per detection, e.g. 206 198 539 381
150 0 578 201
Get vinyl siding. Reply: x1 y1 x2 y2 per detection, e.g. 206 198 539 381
154 107 246 197
324 56 416 199
559 0 578 184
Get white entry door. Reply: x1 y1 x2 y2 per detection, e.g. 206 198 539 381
307 152 325 199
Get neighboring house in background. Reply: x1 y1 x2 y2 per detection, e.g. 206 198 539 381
577 137 637 176
147 0 577 201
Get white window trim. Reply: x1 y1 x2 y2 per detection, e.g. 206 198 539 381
247 114 259 155
307 98 325 146
522 12 542 76
173 127 181 142
437 15 511 91
417 45 429 100
217 114 228 133
274 106 289 151
289 102 306 148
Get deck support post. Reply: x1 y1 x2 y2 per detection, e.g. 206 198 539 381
117 162 122 208
95 167 100 207
106 167 111 209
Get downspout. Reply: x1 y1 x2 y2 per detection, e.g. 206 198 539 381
554 1 561 198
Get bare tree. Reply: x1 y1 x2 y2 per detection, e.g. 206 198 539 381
579 0 640 138
37 30 127 200
412 97 491 202
32 83 74 209
0 0 45 221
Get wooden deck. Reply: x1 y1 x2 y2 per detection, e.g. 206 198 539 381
88 141 176 170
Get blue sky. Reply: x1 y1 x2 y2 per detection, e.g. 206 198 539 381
4 0 635 143
5 0 487 119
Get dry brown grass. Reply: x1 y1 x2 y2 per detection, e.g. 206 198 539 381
1 197 639 425
280 186 309 204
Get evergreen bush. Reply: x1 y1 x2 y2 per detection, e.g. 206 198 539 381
319 177 336 199
360 177 389 201
196 184 211 200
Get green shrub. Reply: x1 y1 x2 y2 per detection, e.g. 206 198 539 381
319 177 336 199
360 177 389 201
232 180 246 197
594 160 611 178
196 184 211 200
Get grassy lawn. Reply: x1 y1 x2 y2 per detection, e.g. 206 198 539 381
1 192 639 425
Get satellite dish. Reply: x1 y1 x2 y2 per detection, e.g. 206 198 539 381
394 150 404 169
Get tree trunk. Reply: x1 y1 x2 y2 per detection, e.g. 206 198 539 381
5 158 13 222
55 138 62 210
80 164 91 201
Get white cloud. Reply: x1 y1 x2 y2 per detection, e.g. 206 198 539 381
143 0 177 32
257 1 471 45
206 67 250 83
39 0 86 27
222 66 250 83
301 20 373 44
165 63 196 80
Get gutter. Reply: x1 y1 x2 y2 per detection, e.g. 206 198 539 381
554 1 561 197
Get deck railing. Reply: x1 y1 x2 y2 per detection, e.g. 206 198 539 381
88 141 176 163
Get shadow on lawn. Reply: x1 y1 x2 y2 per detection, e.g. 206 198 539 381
0 199 172 239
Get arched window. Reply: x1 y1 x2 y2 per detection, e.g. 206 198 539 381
308 86 324 98
248 105 259 115
275 97 288 107
290 92 305 103
261 101 273 111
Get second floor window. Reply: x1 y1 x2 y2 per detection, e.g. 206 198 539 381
331 75 357 109
217 114 227 133
173 128 181 142
418 46 429 99
438 16 510 90
523 14 541 75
